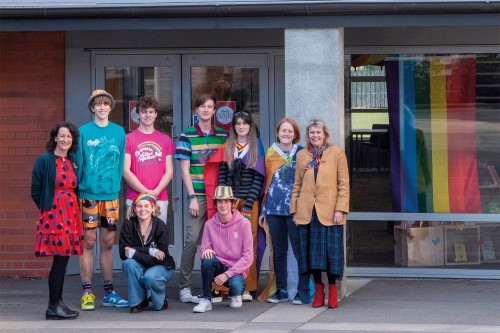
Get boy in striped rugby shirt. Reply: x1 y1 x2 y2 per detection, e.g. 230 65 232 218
175 94 226 303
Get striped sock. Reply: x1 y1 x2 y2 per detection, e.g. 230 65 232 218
82 281 92 295
104 280 113 296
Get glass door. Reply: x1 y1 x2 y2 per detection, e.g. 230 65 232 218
91 52 271 272
181 53 271 270
182 54 269 139
94 54 182 270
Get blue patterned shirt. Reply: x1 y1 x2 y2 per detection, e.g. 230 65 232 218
262 145 302 217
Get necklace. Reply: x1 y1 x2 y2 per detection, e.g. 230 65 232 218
139 219 152 239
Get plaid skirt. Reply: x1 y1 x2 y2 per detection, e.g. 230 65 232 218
298 208 344 278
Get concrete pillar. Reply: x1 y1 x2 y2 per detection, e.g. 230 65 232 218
285 28 345 148
284 28 347 300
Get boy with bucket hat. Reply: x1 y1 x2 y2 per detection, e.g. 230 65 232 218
193 186 253 313
75 89 128 310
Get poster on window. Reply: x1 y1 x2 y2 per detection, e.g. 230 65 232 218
215 101 235 131
129 101 139 131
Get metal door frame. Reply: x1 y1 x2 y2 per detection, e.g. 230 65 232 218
181 53 271 270
92 53 183 271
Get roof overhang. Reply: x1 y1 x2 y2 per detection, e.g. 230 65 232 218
1 1 500 19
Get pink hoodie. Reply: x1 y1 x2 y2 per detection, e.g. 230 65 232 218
200 209 253 278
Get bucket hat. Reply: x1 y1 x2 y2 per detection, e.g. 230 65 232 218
88 89 115 111
213 186 235 200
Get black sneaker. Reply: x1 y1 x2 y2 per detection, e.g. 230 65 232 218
161 299 169 311
130 298 149 313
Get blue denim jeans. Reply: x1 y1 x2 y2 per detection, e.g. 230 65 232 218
122 259 174 310
267 214 310 302
201 256 245 299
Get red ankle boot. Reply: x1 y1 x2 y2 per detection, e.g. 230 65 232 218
312 284 325 308
328 284 338 308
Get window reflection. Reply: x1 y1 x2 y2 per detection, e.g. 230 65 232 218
346 53 500 270
347 54 500 214
348 220 500 269
191 67 260 129
105 66 175 243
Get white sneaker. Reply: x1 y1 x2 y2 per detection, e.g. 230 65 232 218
179 288 201 303
211 289 223 303
193 299 212 313
241 291 253 302
229 295 242 308
191 293 202 304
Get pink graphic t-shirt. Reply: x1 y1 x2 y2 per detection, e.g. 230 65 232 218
125 129 174 201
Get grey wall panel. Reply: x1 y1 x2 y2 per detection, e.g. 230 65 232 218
345 26 500 47
285 28 345 147
64 26 499 54
65 29 284 49
273 54 285 129
65 48 93 127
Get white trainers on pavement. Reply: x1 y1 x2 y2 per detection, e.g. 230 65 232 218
241 291 253 302
193 299 212 313
229 295 242 308
179 287 201 303
211 289 223 303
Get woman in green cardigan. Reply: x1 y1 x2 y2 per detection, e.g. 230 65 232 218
31 122 83 320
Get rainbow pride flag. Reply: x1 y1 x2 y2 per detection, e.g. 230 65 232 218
386 56 482 213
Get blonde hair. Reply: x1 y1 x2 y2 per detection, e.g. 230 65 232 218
127 204 161 219
305 119 334 147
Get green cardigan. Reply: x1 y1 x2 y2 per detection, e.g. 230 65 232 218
31 151 77 210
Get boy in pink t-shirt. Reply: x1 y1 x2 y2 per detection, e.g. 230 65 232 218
123 96 174 225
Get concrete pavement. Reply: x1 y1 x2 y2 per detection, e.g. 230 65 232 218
1 272 499 332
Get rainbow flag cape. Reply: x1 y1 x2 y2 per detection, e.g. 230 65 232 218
386 56 482 213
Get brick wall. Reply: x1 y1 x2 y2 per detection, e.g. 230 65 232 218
0 31 65 277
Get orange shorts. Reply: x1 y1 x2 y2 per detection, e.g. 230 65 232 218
80 199 119 231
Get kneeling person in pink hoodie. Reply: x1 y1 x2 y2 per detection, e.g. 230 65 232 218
193 186 253 313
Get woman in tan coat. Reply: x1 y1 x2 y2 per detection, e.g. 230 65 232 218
290 119 349 309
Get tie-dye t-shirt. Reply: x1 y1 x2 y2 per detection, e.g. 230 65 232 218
262 145 303 217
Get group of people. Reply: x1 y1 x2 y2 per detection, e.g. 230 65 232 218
31 89 349 320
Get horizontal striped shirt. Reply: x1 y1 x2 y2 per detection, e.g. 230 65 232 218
219 161 265 212
174 123 226 198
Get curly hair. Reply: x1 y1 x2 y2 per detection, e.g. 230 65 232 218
136 96 159 112
45 122 80 154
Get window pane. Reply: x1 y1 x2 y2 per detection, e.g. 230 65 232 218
348 221 500 269
105 66 175 243
346 53 500 271
347 53 500 214
190 66 260 128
